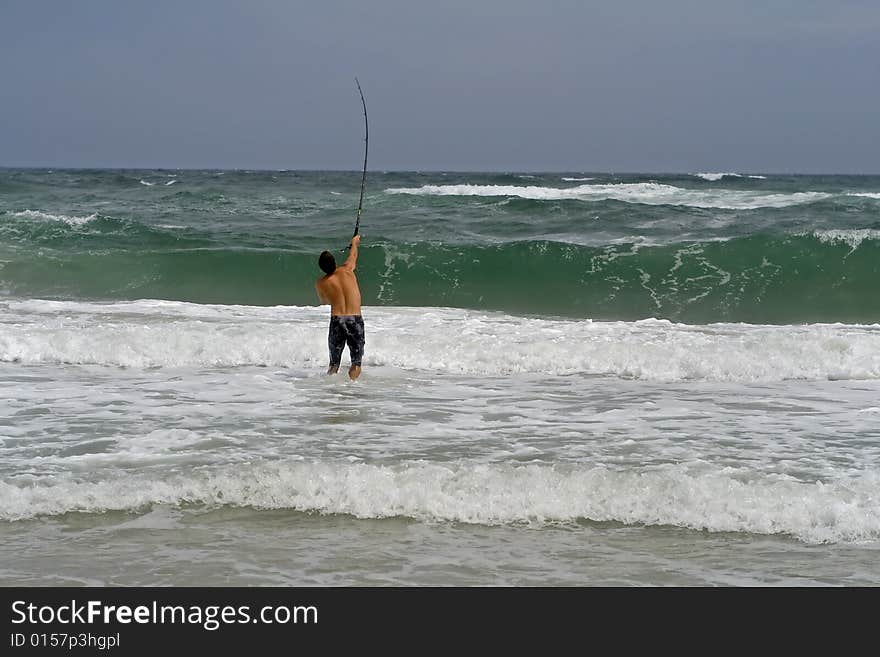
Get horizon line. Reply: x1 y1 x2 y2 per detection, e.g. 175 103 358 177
2 165 879 177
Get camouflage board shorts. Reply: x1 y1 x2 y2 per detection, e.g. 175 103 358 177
328 315 365 367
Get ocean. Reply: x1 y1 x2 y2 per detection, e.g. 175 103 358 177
1 168 879 586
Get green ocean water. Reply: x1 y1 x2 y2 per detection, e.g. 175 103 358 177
1 168 879 323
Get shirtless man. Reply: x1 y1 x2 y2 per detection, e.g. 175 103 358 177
315 234 364 380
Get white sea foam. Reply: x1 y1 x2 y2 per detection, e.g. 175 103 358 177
385 183 830 209
165 180 178 186
693 173 766 181
9 210 98 226
139 180 155 186
1 460 877 543
2 300 879 382
561 177 594 182
811 229 880 250
694 172 742 181
847 192 880 199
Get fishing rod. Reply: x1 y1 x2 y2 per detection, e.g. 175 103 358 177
344 78 368 251
354 77 368 238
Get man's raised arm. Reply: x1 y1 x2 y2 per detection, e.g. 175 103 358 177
342 234 361 270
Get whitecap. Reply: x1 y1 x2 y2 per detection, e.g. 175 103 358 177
811 229 880 250
694 172 742 181
2 460 877 544
9 210 98 226
385 182 830 210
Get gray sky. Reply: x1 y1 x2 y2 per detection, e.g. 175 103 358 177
2 1 878 173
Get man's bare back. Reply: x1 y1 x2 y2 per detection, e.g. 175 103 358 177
316 235 364 380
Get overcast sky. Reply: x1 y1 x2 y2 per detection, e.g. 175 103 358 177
2 1 878 173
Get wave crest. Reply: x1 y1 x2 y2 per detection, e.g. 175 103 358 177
2 301 880 382
9 210 99 226
2 460 877 543
385 182 829 209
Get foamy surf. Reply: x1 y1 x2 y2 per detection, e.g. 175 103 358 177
2 460 877 544
2 300 879 382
